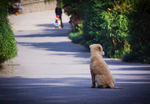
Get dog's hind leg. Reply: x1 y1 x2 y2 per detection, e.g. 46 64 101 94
95 75 105 88
91 71 96 88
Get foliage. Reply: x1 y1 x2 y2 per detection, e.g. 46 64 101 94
63 0 89 30
69 32 83 44
68 23 84 43
123 0 150 63
83 0 130 58
64 0 150 63
0 0 17 64
63 0 88 19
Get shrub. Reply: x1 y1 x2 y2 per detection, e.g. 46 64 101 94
64 0 150 63
0 0 17 64
83 0 130 58
63 0 88 30
123 0 150 63
69 32 83 44
69 23 84 43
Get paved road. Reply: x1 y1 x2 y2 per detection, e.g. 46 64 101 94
0 11 150 104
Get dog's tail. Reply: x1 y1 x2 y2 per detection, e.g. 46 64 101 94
112 86 124 89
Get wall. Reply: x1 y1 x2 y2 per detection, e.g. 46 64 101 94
21 0 56 13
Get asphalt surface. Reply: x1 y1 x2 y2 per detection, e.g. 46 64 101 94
0 10 150 104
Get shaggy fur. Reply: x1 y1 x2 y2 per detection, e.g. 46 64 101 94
90 44 115 88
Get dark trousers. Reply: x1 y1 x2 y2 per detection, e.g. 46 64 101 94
59 15 63 28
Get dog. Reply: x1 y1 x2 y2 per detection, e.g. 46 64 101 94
90 44 119 88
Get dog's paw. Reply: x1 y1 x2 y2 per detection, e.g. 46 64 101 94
98 85 104 88
91 85 95 88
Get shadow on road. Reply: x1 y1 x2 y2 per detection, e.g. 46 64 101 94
15 23 71 37
17 41 88 53
0 76 150 104
15 22 90 59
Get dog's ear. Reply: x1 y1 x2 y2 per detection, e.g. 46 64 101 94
98 45 103 52
98 45 105 55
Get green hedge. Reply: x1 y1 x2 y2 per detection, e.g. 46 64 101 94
0 1 17 64
83 0 130 58
64 0 150 63
123 0 150 63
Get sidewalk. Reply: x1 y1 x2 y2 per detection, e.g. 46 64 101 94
0 10 150 104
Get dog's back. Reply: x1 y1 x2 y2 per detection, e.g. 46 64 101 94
90 44 114 88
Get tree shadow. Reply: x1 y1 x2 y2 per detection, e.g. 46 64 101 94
15 23 71 38
0 76 150 104
104 58 150 66
114 66 150 71
36 23 55 28
36 23 70 29
15 21 91 59
49 52 90 59
17 41 88 53
15 32 69 38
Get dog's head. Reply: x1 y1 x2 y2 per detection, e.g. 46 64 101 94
89 44 105 55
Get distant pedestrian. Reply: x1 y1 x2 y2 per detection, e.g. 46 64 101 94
54 15 61 28
17 3 23 14
55 4 63 28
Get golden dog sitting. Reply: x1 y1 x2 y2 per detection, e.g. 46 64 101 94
90 44 121 89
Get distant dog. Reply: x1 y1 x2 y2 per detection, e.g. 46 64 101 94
90 44 119 88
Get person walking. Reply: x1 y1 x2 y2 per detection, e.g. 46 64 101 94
55 4 63 28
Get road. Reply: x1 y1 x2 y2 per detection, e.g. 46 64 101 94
0 10 150 104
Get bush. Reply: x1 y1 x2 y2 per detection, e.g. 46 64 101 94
63 0 88 30
69 32 83 43
64 0 150 63
68 23 84 44
123 0 150 63
0 1 17 64
83 0 130 58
